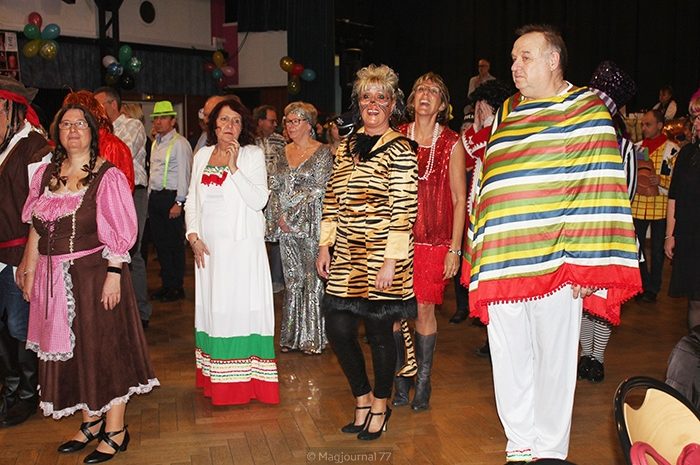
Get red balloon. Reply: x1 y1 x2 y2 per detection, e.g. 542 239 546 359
290 63 304 76
28 12 43 29
203 62 216 73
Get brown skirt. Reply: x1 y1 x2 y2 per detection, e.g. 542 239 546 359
38 251 158 418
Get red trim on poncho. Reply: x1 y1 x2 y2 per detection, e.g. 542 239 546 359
467 263 641 325
196 368 280 406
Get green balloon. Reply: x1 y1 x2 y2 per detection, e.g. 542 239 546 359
23 24 40 40
22 39 41 58
118 44 132 64
127 56 142 74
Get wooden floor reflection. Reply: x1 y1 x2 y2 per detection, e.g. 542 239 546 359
0 250 688 465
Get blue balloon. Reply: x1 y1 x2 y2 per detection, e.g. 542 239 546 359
41 23 60 40
212 68 223 80
107 62 124 77
300 68 316 82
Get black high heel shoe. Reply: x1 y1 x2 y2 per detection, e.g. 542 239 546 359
83 425 130 463
57 417 105 453
357 407 392 441
340 405 371 433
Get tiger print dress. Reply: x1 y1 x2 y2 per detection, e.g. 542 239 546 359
319 128 418 319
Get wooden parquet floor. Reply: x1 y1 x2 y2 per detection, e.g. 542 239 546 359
0 249 688 465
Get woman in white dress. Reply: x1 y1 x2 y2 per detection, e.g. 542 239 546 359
185 99 279 405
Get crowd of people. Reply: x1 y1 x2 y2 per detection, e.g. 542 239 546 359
0 22 698 465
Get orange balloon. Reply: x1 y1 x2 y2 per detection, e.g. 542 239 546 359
212 51 225 67
279 56 294 72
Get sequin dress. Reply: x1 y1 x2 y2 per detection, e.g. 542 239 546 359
185 145 279 405
22 162 159 419
399 123 460 304
267 145 333 353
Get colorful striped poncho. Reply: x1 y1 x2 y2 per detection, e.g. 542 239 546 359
464 86 641 324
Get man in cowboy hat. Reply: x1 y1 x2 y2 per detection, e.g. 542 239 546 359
0 75 52 427
148 101 192 302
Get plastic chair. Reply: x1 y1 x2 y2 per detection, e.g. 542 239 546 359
614 376 700 465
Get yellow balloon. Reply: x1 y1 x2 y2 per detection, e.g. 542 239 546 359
22 39 41 58
212 51 225 68
279 56 294 72
288 76 301 95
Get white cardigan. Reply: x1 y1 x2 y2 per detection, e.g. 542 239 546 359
184 144 269 241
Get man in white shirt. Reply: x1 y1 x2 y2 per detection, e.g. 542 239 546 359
95 86 152 327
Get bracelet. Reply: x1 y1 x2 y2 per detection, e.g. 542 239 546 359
107 266 122 275
665 235 674 239
448 248 462 256
190 238 199 246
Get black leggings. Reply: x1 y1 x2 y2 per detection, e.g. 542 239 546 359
325 310 396 399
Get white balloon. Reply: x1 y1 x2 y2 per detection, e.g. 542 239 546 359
102 55 117 68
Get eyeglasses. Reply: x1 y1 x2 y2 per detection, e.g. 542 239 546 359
58 120 90 131
217 115 242 127
284 118 306 127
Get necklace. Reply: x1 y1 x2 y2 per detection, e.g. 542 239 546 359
408 122 440 180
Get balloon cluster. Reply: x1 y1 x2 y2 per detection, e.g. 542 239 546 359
203 50 235 88
21 12 60 60
279 56 316 95
101 45 143 90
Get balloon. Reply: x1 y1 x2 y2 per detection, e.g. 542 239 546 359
107 62 123 77
120 73 135 90
290 63 304 77
279 56 294 72
216 77 225 89
212 51 225 67
203 62 216 73
300 68 316 82
28 12 43 29
211 68 223 80
221 65 236 77
105 74 120 86
23 24 40 40
118 44 132 64
22 39 41 58
287 76 301 95
102 55 117 68
39 40 58 60
127 56 142 74
41 23 60 40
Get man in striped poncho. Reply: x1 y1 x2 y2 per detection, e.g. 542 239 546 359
466 25 641 464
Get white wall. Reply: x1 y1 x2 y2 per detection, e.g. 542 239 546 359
233 31 287 88
0 0 212 49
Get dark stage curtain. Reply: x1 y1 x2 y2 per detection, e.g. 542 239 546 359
287 0 335 115
17 38 217 97
238 0 287 32
359 0 700 125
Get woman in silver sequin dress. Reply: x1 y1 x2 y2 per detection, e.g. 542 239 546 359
267 102 333 354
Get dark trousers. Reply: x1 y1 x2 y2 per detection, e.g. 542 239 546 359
634 218 666 295
148 189 185 290
325 309 396 399
453 260 469 313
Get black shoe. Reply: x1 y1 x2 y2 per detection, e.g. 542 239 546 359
160 287 185 302
58 417 105 453
577 355 592 380
357 407 391 440
449 308 469 324
0 398 37 427
150 288 168 300
587 358 605 383
141 319 149 329
640 291 657 303
83 426 130 463
475 341 490 359
341 405 371 433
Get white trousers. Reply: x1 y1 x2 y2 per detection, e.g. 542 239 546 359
487 285 582 461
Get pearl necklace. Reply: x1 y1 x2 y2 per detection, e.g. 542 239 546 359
409 122 440 181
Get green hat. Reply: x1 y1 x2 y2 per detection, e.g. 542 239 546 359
150 100 177 118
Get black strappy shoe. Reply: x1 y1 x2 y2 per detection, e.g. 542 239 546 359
83 425 130 463
341 405 371 433
357 407 392 441
57 417 105 453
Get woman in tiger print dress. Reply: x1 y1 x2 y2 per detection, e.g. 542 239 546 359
316 64 418 440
